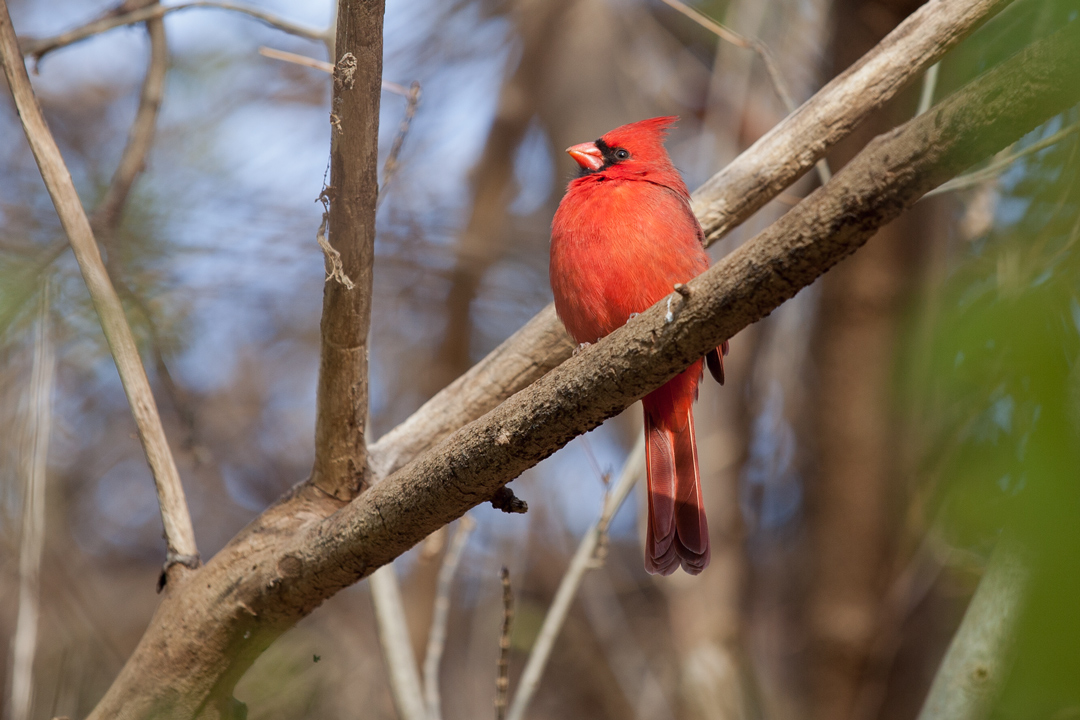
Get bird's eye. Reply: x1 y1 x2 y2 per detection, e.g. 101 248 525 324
614 148 630 160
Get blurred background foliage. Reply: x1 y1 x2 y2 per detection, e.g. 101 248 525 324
0 0 1078 718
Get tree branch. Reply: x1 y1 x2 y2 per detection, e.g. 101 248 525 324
19 0 331 64
6 284 54 720
915 539 1028 720
423 517 476 720
311 2 385 501
91 0 168 235
370 565 428 720
0 0 199 575
83 9 1076 716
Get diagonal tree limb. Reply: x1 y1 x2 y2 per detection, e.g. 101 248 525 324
0 0 199 577
2 2 167 338
367 0 1011 480
310 0 385 501
915 539 1028 720
85 21 1080 718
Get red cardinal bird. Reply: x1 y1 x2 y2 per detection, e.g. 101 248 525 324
550 117 727 576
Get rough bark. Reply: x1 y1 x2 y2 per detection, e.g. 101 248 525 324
83 22 1080 718
310 0 385 501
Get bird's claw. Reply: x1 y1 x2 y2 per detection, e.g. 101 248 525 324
665 284 691 324
573 342 592 357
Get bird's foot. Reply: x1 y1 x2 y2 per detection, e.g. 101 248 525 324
573 342 592 357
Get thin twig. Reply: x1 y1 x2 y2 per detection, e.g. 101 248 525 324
377 81 421 210
495 567 514 720
505 438 646 720
6 283 54 720
0 0 200 573
925 121 1080 197
917 61 941 116
20 0 332 63
259 45 333 73
659 0 832 184
3 4 168 338
258 45 413 99
423 516 476 720
91 1 168 234
370 565 428 720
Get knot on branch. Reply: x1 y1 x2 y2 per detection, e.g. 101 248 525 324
490 486 528 514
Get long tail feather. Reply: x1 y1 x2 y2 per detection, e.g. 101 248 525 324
643 386 710 576
706 340 730 386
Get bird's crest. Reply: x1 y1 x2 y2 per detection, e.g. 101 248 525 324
599 116 678 160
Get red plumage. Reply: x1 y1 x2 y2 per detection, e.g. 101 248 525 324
550 116 727 576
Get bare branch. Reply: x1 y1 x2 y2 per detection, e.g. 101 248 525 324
917 62 942 116
7 284 54 720
423 517 476 720
91 2 168 234
370 565 428 720
3 3 168 337
20 0 331 63
311 0 386 501
378 81 421 209
259 45 334 73
0 0 199 573
495 568 513 720
258 45 416 98
506 439 645 720
916 540 1029 720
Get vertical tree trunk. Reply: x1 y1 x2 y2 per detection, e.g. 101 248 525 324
806 2 927 717
311 0 386 502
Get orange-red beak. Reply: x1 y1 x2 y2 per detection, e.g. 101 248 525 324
567 142 604 171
